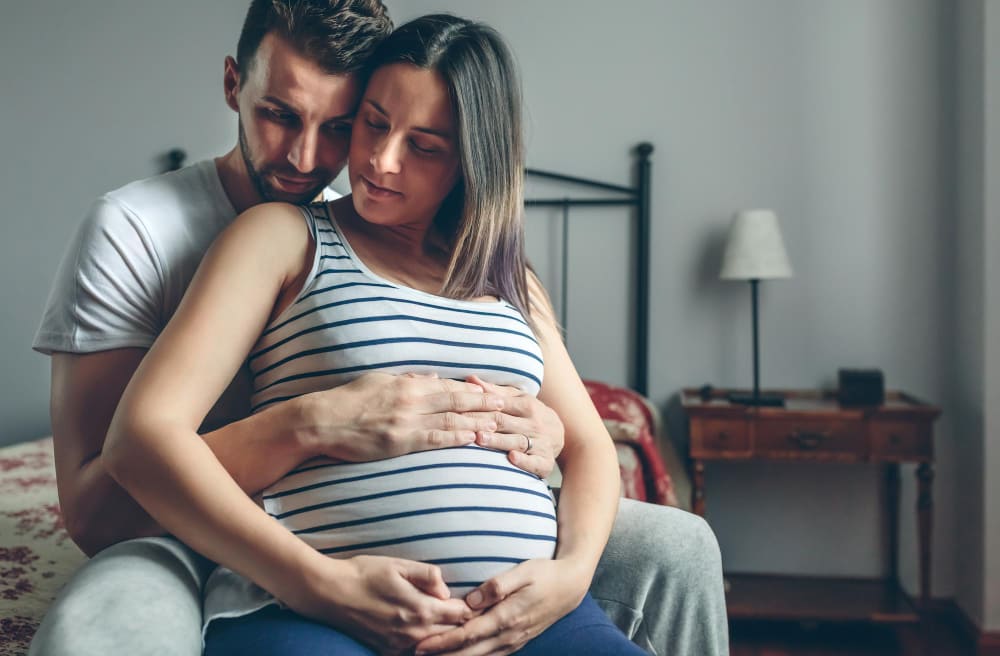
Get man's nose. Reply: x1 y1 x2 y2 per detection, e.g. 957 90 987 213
288 128 318 173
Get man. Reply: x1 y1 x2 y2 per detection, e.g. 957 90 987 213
29 1 728 654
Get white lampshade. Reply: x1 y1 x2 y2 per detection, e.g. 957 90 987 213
719 209 793 281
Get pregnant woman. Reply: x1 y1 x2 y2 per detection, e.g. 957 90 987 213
104 14 642 655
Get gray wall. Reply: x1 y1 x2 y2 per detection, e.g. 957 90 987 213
979 0 1000 632
2 0 994 630
385 0 959 602
954 0 1000 632
1 0 250 443
954 0 986 629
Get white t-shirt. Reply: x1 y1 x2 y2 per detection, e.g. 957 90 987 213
33 160 338 428
34 160 238 355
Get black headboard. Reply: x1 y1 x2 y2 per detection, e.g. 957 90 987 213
525 143 653 396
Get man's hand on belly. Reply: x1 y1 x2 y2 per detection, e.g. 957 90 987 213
295 372 506 462
291 372 562 479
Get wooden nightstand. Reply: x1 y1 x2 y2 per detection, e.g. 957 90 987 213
683 388 941 649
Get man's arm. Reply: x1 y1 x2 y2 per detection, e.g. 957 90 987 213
51 349 162 555
52 346 329 555
52 351 509 556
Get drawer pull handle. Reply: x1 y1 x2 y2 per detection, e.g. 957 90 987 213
789 431 827 450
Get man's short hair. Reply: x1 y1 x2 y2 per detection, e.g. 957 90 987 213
236 0 392 78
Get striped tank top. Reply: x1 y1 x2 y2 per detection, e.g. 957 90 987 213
203 203 556 628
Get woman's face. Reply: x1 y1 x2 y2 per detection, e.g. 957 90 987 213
349 63 461 230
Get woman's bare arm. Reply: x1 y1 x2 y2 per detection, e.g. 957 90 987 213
102 203 472 650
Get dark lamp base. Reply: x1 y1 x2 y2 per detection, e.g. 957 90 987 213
727 392 785 407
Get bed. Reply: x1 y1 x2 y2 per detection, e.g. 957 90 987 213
0 144 687 652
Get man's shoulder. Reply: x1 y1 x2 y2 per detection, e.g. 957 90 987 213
104 160 223 216
91 160 236 246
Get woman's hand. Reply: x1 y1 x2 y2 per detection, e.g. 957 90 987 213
411 558 589 656
464 376 565 479
287 553 479 655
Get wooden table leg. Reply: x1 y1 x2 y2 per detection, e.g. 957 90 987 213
886 463 900 585
896 622 926 656
916 463 934 605
692 459 705 517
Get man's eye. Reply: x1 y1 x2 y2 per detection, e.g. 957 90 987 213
266 109 296 123
326 122 352 135
365 118 388 131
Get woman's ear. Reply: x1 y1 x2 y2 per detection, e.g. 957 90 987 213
223 56 241 113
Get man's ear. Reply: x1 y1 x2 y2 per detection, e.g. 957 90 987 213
223 56 241 113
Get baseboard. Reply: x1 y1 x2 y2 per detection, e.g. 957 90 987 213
930 598 1000 656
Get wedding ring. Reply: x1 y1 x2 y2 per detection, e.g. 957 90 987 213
524 434 533 454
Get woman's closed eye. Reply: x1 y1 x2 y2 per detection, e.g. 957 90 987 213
365 119 443 155
410 139 441 155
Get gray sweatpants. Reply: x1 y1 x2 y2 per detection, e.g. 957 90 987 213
28 499 728 656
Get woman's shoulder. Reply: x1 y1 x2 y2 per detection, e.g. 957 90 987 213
205 202 314 278
233 201 309 229
220 202 313 247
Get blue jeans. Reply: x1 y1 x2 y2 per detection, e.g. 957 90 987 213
204 593 646 655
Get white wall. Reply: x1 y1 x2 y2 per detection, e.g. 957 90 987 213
5 0 990 626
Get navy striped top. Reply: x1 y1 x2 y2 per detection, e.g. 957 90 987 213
249 204 545 413
203 203 555 627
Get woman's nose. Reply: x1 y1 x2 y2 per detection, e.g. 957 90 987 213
371 134 402 175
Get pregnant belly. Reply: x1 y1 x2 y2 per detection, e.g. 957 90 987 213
261 445 557 596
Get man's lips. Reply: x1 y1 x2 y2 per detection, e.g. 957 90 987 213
273 175 321 192
360 175 401 198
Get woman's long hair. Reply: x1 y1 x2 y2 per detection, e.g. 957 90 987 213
367 14 533 326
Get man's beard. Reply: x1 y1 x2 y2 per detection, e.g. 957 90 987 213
238 122 332 204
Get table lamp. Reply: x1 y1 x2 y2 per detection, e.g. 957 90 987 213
719 209 793 406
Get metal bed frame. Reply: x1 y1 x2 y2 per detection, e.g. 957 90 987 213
525 142 653 396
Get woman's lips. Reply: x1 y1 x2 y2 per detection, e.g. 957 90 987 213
361 175 401 199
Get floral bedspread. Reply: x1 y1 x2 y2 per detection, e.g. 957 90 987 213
0 438 86 654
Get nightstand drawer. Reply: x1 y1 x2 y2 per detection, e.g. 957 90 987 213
870 421 933 461
690 418 749 456
754 418 865 461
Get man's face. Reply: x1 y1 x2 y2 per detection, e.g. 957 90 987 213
225 33 362 203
